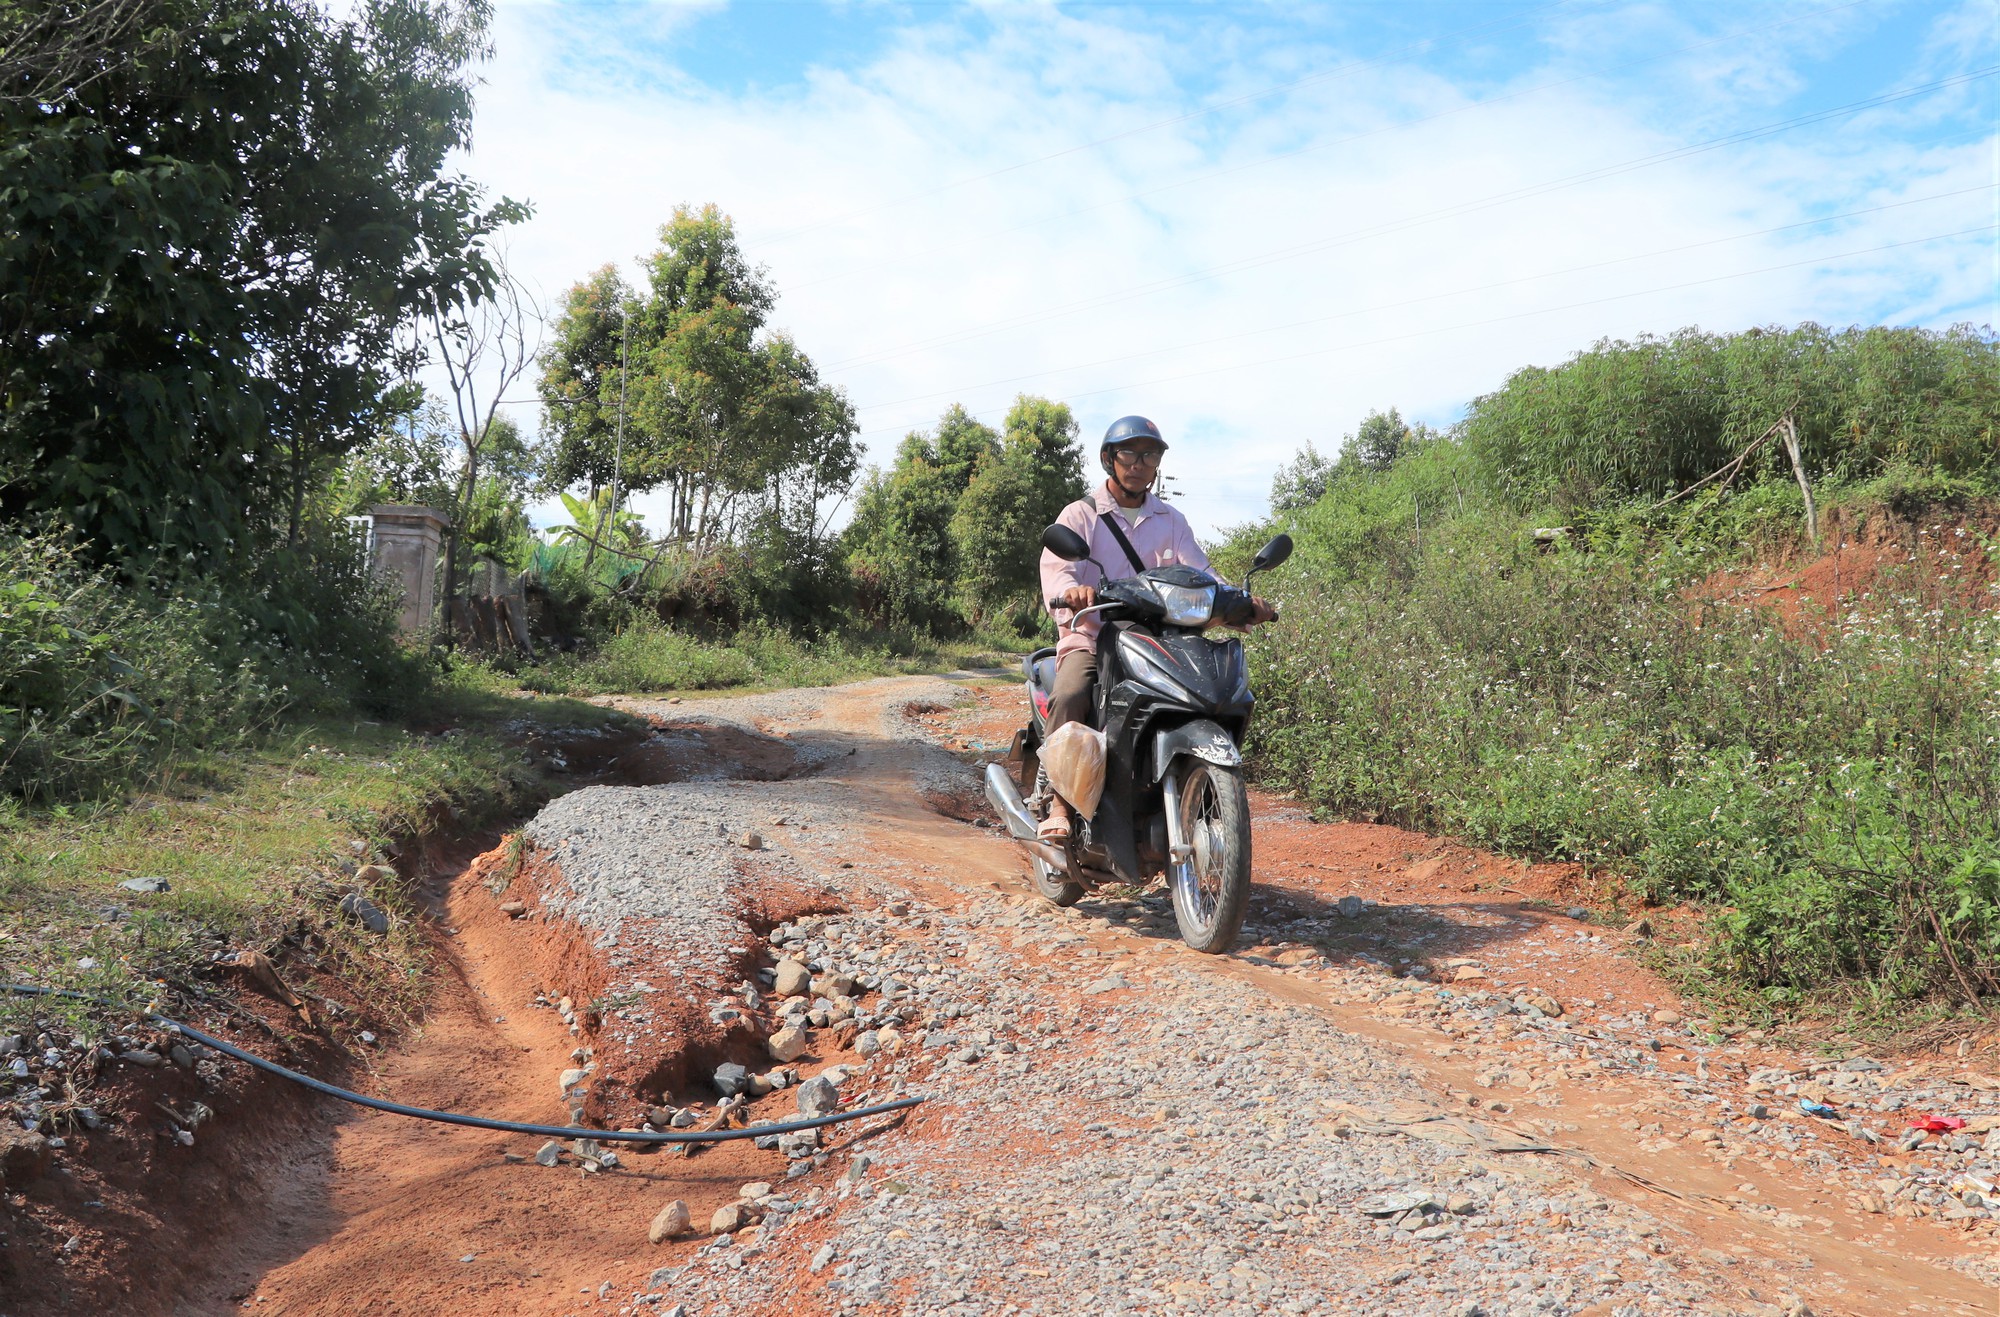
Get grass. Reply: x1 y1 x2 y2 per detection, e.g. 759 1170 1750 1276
0 615 1017 1044
0 673 636 1038
1231 441 2000 1007
505 616 1021 698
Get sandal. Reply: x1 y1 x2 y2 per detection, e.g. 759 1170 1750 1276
1036 809 1071 842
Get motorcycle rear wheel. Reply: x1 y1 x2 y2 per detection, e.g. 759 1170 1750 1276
1032 852 1085 907
1169 760 1252 953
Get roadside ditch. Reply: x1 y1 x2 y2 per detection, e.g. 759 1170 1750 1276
0 704 889 1316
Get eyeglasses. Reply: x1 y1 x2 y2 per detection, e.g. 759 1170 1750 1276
1112 447 1166 468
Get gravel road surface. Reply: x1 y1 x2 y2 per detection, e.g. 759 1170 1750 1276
237 675 2000 1317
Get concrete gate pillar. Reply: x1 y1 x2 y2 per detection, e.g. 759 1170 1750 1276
366 505 450 638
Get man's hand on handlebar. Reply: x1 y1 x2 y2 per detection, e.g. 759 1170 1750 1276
1058 584 1096 611
1210 592 1278 630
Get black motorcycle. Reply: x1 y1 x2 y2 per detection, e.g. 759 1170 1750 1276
983 524 1291 953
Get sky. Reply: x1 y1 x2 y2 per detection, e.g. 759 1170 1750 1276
460 0 2000 538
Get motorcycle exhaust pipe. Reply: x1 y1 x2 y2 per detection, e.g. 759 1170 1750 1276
984 761 1039 841
983 762 1072 872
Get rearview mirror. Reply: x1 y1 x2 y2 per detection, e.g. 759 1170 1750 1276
1041 524 1090 562
1250 533 1293 573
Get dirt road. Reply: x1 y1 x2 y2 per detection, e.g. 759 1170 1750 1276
213 675 2000 1317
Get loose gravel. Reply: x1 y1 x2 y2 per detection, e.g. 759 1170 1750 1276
643 896 1784 1317
513 675 1985 1316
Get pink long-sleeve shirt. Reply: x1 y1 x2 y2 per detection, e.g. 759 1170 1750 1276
1039 482 1210 659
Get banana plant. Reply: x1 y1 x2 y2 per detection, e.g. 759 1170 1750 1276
551 489 646 551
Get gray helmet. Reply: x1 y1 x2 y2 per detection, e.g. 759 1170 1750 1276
1100 415 1166 475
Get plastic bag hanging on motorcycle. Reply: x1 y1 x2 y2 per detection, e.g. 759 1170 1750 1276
1040 722 1107 820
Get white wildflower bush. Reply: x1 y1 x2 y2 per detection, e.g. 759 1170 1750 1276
1230 463 2000 999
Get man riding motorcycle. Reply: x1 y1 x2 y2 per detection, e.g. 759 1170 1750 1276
1035 415 1276 841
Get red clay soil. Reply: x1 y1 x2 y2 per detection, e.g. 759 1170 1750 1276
27 662 2000 1315
927 683 1687 1015
0 950 384 1315
1698 503 1998 630
473 845 844 1122
0 810 543 1317
0 1033 330 1316
0 712 834 1317
195 833 912 1317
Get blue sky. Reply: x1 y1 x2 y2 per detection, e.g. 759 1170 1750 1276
468 0 1999 534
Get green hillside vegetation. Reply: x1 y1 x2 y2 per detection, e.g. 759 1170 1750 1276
1230 324 2000 1007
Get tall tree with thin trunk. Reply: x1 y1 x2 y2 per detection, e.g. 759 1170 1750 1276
425 249 542 627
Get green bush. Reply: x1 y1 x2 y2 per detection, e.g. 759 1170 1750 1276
1249 493 2000 998
517 617 907 697
0 526 432 802
1464 324 1998 512
1 534 271 799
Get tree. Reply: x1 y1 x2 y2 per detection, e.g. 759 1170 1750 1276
843 395 1084 634
424 249 542 628
1348 408 1417 471
0 0 169 109
323 393 457 517
475 413 541 503
427 252 541 527
997 396 1088 524
0 0 522 567
536 264 634 497
950 397 1086 629
626 205 855 551
1270 441 1335 513
845 423 984 634
932 405 1001 491
536 206 857 560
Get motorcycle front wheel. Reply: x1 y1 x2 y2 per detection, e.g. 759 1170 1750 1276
1168 760 1252 953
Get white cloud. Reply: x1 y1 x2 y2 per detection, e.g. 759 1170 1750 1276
463 1 1997 538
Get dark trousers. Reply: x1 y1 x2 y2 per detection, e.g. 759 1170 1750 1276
1048 649 1097 733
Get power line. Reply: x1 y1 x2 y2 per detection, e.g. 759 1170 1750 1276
790 0 1872 295
855 185 1992 414
823 63 2000 374
751 0 1583 248
855 223 1998 439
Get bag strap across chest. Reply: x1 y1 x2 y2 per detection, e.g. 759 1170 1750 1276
1098 508 1148 575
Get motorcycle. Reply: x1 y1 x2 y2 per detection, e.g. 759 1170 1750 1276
983 523 1292 953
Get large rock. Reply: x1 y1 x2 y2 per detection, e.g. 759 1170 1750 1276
713 1062 751 1097
338 891 390 934
766 1025 810 1063
796 1074 839 1119
772 959 811 998
0 1127 49 1187
648 1199 691 1243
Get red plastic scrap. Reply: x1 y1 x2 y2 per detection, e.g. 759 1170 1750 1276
1907 1115 1968 1132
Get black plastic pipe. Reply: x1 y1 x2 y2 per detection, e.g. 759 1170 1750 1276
3 982 923 1144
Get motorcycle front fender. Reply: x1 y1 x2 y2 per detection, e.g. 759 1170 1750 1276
1152 719 1241 783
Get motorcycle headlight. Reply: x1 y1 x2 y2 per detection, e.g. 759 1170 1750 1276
1154 582 1216 627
